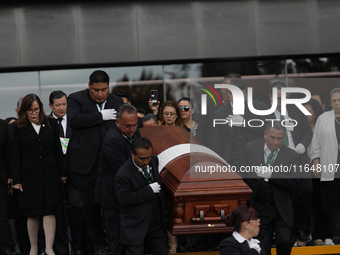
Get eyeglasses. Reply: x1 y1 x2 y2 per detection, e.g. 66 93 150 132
163 112 176 117
248 218 260 223
26 108 40 114
180 106 190 112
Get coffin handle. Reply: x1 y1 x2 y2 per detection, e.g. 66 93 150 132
199 210 204 222
221 209 225 221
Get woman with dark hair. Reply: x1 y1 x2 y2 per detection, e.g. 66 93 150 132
219 205 262 255
178 97 199 136
303 98 324 131
12 94 66 255
159 100 185 128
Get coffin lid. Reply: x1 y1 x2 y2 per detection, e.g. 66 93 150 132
140 126 250 197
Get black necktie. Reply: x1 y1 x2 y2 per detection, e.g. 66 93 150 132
57 118 64 137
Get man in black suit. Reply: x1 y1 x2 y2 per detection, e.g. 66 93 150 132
267 81 313 246
244 121 299 255
95 104 140 255
66 70 123 255
46 90 70 255
212 78 265 170
49 90 90 255
0 119 16 255
115 137 168 255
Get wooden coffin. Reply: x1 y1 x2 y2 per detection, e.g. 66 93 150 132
140 126 252 235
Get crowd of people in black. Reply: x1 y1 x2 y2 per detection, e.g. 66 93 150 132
0 69 339 255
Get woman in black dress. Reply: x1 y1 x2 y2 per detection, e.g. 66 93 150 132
219 205 262 255
13 94 66 255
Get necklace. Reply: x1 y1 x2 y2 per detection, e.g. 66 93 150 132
335 117 340 125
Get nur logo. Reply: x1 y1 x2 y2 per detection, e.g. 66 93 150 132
196 82 223 115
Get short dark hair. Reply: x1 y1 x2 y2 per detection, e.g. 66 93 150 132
49 90 67 105
117 104 137 120
137 108 146 115
89 70 109 85
132 137 153 155
223 73 241 83
266 120 285 133
178 97 191 104
143 113 158 124
224 205 258 232
229 78 247 91
114 90 130 102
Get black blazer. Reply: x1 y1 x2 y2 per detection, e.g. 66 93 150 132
219 236 261 255
0 119 12 184
244 139 299 228
66 89 123 175
266 104 312 164
212 101 266 161
95 123 141 208
114 155 168 245
12 118 65 209
48 112 73 139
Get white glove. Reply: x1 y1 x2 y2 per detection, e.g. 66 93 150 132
255 166 272 179
227 115 245 127
149 182 161 193
295 143 305 154
101 109 117 121
248 239 261 254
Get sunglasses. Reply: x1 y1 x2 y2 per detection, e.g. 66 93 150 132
180 106 190 112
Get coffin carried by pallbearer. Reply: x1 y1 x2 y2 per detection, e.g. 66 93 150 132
140 125 252 235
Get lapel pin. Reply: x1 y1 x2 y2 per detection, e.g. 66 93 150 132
42 124 45 127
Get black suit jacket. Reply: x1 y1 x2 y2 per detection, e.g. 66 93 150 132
244 139 299 228
212 101 266 162
95 123 141 208
266 104 312 164
66 89 123 175
219 236 261 255
12 118 65 209
0 119 12 184
114 155 168 245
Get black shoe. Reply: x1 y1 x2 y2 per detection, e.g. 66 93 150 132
73 248 82 255
4 250 17 255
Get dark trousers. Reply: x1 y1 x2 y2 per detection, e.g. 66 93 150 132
312 179 333 240
65 180 92 254
103 208 124 255
257 211 292 255
293 178 313 241
125 225 167 255
70 169 106 252
0 182 13 252
53 187 69 255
